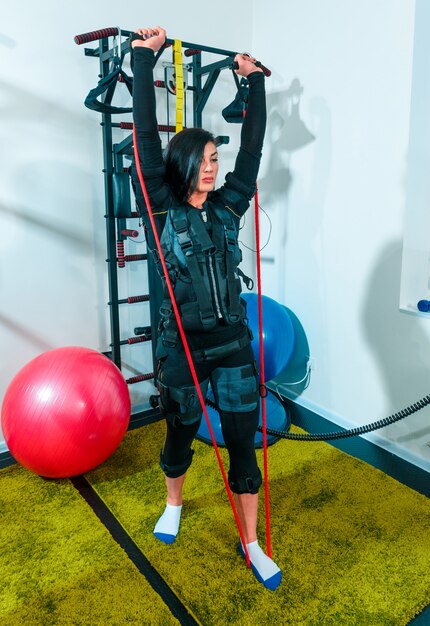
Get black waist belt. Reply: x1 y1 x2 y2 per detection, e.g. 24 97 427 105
191 330 251 362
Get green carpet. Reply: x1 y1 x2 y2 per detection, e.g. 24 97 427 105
86 421 430 626
0 464 179 626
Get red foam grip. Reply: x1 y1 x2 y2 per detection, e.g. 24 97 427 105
121 229 139 238
255 61 272 77
126 372 155 384
127 336 151 344
158 125 187 133
119 123 183 133
117 241 125 268
74 27 119 45
184 48 201 57
124 254 148 262
127 295 150 303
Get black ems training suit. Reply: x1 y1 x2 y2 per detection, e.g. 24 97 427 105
131 47 266 494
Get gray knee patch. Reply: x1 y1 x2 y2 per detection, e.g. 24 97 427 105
157 379 209 426
228 469 262 494
160 449 194 478
211 364 258 413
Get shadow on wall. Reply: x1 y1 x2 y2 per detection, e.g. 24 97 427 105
1 158 108 353
260 78 315 199
0 77 90 127
259 79 333 401
258 79 316 399
273 78 315 152
0 33 15 48
361 240 430 443
259 78 329 280
0 199 94 249
0 312 53 353
258 78 316 301
0 76 109 352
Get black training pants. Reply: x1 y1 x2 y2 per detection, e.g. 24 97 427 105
157 341 262 493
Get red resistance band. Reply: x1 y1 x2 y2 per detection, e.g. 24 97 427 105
254 185 271 558
133 128 271 562
241 108 271 557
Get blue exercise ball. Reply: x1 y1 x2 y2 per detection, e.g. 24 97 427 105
242 293 295 381
197 387 289 448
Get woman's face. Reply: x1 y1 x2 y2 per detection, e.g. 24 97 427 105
194 141 219 194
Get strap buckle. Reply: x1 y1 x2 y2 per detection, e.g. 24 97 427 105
162 334 177 348
159 304 173 318
199 311 217 328
175 226 194 256
224 224 236 251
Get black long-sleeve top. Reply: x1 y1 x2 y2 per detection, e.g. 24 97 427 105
131 47 266 233
130 46 266 348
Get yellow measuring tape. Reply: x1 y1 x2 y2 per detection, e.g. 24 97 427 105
173 39 184 132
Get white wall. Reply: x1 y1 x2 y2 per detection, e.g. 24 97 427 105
253 0 430 471
0 1 252 451
400 0 430 315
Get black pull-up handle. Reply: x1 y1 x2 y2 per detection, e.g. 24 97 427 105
231 60 271 77
185 48 271 77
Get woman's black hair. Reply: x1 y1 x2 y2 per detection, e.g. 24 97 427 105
164 127 216 203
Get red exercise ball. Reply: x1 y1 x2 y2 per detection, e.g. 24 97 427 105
1 347 131 478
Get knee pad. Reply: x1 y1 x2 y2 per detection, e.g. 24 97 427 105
157 379 209 426
211 363 258 413
160 449 194 478
228 469 262 494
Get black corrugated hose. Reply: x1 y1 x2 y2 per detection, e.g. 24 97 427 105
207 392 430 442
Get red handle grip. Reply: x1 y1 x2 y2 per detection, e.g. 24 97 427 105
126 372 155 384
254 61 271 77
184 48 201 57
127 336 151 344
121 229 139 238
119 122 183 133
74 27 119 45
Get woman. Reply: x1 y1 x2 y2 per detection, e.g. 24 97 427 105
131 26 281 591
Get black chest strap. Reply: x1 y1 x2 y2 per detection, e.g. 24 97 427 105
223 218 240 322
212 206 242 322
173 211 217 328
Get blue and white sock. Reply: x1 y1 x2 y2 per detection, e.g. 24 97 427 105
153 503 182 544
240 540 282 590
